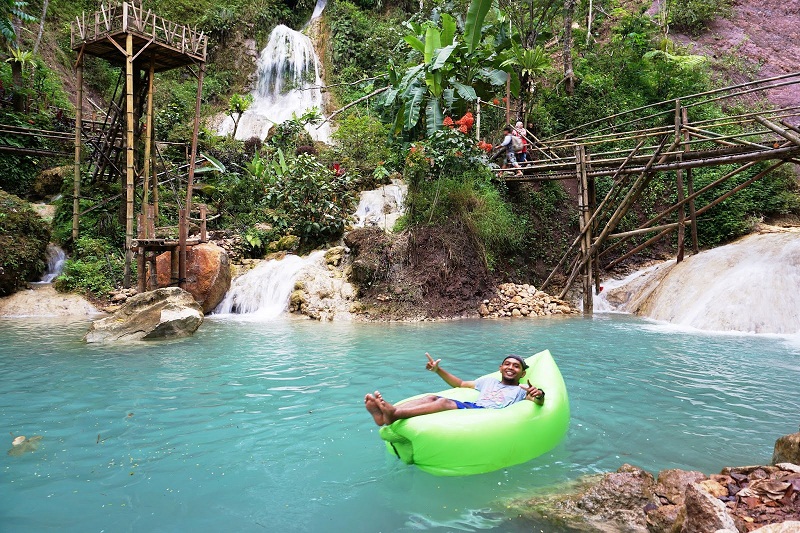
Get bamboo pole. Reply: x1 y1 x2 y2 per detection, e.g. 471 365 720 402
675 101 686 262
683 107 699 254
124 32 135 288
180 61 205 288
576 145 593 314
540 139 646 291
72 53 83 241
142 59 154 235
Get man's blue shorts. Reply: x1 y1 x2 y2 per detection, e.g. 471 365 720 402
451 400 484 409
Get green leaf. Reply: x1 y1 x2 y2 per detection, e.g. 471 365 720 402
464 0 492 53
451 80 477 102
479 67 510 86
442 88 455 110
424 26 441 64
441 13 456 47
404 34 425 54
404 85 426 130
430 44 456 71
425 99 443 136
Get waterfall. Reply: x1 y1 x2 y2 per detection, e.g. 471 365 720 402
218 17 330 142
353 179 407 231
596 231 800 334
40 244 66 283
213 251 325 319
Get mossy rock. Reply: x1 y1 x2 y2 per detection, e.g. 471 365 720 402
0 191 51 296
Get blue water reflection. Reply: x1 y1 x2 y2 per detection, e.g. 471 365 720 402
1 315 798 532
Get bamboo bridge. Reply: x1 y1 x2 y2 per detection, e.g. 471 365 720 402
499 72 800 313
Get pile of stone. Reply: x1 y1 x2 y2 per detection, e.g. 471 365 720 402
478 283 578 318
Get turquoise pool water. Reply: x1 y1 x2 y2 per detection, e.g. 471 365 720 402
1 314 798 532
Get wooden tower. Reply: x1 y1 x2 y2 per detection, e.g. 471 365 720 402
70 1 207 290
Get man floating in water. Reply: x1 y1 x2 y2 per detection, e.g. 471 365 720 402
365 353 545 426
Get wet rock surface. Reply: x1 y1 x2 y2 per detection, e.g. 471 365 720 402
513 460 800 533
84 287 203 343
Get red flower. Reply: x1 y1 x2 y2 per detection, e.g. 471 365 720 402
443 116 454 128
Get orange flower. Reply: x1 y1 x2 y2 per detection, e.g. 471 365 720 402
443 116 454 128
492 98 499 105
458 124 468 133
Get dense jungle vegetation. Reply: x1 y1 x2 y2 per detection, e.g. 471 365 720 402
1 0 798 298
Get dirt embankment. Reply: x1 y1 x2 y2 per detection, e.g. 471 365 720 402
670 0 800 110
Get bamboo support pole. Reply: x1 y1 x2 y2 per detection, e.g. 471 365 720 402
142 60 154 232
540 139 646 292
558 136 674 298
576 146 593 314
72 54 83 240
675 101 686 262
683 107 699 254
124 32 135 288
754 115 800 146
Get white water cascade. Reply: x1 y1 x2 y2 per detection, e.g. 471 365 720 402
595 231 800 334
218 1 330 142
353 179 407 231
40 244 66 283
213 251 325 319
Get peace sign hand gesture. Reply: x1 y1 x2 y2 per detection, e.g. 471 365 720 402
425 353 441 372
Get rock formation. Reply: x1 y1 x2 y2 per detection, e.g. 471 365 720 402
84 287 203 343
156 242 231 313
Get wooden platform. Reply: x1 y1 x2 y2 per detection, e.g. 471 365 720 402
70 2 206 70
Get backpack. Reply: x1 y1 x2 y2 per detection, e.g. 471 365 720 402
510 133 523 153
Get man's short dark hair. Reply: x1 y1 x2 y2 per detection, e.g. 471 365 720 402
503 354 528 370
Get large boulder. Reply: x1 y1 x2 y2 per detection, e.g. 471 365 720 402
156 242 231 313
772 432 800 465
84 287 203 343
679 482 737 533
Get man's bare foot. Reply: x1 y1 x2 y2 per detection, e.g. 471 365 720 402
364 393 385 426
375 392 398 424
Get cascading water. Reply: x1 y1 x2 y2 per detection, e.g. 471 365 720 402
218 1 330 142
213 251 325 319
40 244 66 283
353 179 407 231
595 231 800 334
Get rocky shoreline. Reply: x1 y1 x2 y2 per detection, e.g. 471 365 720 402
514 431 800 532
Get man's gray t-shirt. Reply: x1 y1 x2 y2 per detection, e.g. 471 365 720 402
473 376 526 408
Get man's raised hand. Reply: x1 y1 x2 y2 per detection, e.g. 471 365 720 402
425 353 441 372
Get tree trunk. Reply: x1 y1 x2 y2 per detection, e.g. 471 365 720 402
11 61 24 112
563 0 576 96
33 0 49 55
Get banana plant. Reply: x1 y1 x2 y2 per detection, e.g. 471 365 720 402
382 0 516 138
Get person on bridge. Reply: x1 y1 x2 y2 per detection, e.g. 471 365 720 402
514 121 529 163
364 353 545 426
493 125 523 177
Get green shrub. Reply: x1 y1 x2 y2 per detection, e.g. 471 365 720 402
666 0 733 35
0 191 51 295
54 237 125 297
330 112 390 184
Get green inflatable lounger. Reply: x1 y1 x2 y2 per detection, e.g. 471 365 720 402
378 349 570 476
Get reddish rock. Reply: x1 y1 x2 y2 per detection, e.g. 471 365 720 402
772 433 800 466
156 242 231 313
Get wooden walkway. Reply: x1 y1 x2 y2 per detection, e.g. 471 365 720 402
500 72 800 312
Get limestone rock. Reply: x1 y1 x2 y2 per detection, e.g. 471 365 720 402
84 287 203 343
654 469 708 505
772 432 800 466
157 242 231 313
680 482 738 533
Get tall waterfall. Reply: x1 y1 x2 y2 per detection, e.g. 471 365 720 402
218 2 330 142
596 231 800 334
213 252 325 319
